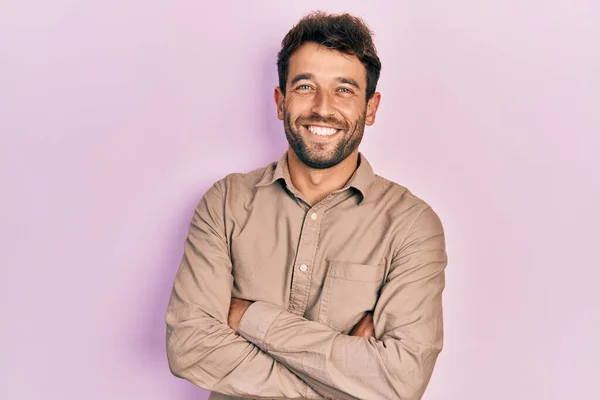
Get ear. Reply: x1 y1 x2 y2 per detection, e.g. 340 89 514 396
365 92 381 126
274 87 285 120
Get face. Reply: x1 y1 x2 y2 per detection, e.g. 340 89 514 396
275 42 381 169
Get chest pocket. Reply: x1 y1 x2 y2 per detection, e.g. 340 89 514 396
318 261 385 333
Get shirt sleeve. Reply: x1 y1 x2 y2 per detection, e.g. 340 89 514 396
165 180 325 399
238 206 447 400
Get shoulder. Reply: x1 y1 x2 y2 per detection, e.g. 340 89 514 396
370 174 445 236
371 174 432 213
210 161 277 191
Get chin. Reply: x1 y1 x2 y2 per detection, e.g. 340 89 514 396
300 153 346 169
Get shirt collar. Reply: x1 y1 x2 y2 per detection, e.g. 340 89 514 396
256 151 376 204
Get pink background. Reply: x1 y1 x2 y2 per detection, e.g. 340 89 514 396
1 1 599 399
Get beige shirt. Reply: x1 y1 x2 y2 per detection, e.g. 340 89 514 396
165 152 448 400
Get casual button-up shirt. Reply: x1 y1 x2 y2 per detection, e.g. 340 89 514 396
165 151 448 400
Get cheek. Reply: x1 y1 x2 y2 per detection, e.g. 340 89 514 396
288 93 313 106
337 104 362 124
336 95 364 112
286 97 312 118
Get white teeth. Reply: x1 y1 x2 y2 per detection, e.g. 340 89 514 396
307 125 338 136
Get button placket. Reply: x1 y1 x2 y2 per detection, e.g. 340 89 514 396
287 206 324 316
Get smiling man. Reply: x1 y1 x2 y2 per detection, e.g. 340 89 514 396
166 11 447 400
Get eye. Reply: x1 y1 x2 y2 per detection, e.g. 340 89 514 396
296 84 312 90
337 87 354 94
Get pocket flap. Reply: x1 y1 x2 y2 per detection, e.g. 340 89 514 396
328 261 383 282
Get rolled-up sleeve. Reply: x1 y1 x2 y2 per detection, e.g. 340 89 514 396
165 180 324 399
238 206 447 400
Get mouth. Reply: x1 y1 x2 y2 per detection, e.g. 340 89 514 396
303 125 342 137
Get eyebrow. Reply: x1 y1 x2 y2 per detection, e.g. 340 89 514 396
289 73 314 86
289 73 361 89
335 76 360 89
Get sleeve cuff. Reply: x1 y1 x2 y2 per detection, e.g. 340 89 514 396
238 301 283 351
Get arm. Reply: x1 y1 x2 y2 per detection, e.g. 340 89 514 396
165 181 324 399
237 207 447 400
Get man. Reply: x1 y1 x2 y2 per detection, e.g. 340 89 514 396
166 11 447 400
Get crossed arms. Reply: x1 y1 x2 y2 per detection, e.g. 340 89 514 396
165 182 447 399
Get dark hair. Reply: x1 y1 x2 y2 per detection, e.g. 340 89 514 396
277 11 382 100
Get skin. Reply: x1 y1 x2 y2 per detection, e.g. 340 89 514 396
229 41 382 337
228 298 252 332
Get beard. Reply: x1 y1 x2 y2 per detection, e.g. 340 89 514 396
283 107 366 169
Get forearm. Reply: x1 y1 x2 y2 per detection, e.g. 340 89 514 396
166 305 325 399
238 302 440 400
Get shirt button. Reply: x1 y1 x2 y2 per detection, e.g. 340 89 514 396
299 264 308 272
310 212 317 220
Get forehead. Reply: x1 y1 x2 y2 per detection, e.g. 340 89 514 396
287 42 366 86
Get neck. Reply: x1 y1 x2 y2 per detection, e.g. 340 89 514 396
287 148 359 205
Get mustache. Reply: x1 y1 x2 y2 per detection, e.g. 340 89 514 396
296 114 348 130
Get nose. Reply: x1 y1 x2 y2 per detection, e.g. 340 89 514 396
310 89 335 117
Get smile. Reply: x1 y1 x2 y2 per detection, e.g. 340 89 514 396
305 125 340 136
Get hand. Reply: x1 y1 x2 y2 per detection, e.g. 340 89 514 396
227 297 253 332
349 312 375 338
